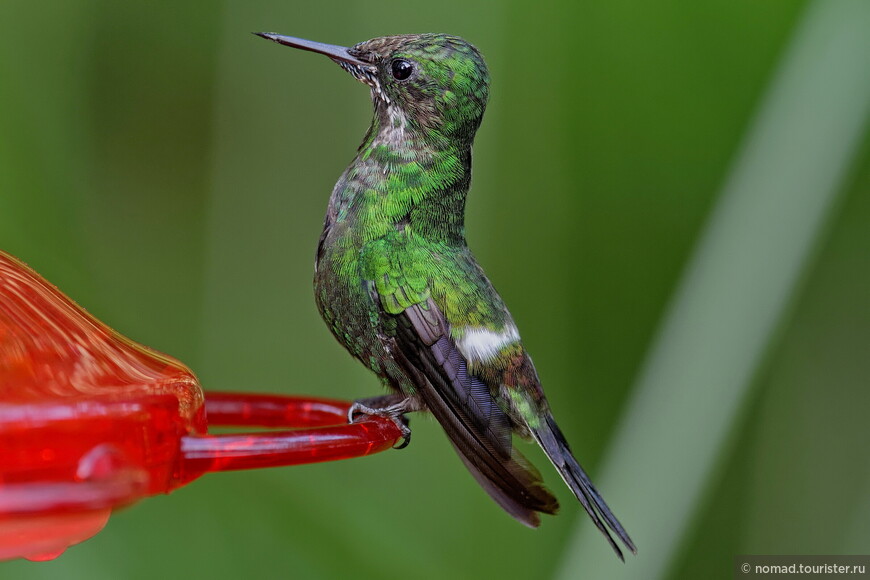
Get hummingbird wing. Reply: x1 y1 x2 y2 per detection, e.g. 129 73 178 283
402 300 634 557
394 298 559 527
362 240 558 526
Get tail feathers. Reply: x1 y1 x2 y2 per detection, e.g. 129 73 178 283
533 415 636 561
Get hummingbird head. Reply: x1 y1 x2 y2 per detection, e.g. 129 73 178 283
256 32 490 145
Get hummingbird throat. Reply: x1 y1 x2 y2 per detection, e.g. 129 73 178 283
327 95 471 253
372 102 410 148
337 61 391 105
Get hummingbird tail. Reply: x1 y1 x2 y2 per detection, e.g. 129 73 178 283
532 415 636 561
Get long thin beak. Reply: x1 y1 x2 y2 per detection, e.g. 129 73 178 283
254 32 371 68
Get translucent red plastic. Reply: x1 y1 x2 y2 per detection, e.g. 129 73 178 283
0 250 402 561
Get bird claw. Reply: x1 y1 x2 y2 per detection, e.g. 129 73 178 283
348 398 413 449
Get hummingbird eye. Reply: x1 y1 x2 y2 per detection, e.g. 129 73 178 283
390 59 413 81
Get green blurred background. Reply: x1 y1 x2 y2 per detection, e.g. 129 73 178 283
2 0 868 578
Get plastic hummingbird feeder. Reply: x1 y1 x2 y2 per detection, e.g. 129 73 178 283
0 250 402 562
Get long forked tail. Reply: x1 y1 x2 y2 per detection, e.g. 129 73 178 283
532 414 636 561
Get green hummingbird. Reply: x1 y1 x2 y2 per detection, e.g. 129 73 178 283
256 31 635 559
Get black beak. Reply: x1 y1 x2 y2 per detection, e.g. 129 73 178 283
254 32 371 68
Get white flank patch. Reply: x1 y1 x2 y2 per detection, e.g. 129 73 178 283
456 324 521 363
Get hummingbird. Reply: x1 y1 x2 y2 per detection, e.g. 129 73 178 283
256 31 636 560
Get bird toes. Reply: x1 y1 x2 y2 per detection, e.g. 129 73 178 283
348 395 414 449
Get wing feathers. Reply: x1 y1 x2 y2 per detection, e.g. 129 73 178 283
450 441 540 528
391 301 558 522
362 242 632 554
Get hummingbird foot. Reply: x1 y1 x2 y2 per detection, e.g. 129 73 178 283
348 394 421 449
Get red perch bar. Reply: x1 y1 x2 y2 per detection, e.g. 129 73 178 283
0 250 402 561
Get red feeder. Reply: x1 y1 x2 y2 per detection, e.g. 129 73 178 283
0 250 402 562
